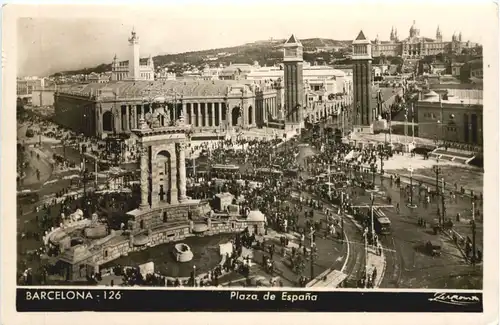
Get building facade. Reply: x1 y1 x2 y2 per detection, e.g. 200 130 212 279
283 34 304 125
111 29 155 81
417 90 482 145
17 77 45 96
372 21 471 59
352 30 374 129
53 79 282 138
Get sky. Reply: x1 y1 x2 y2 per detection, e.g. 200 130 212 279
16 2 493 77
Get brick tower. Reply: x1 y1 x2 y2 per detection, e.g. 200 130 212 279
283 34 304 128
352 30 373 132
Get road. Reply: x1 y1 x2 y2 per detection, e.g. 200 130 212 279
295 143 366 286
350 175 482 289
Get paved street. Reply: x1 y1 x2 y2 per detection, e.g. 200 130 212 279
349 175 482 289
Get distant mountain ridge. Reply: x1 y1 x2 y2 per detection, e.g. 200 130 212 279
52 38 353 76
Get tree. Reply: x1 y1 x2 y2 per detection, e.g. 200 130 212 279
17 97 25 119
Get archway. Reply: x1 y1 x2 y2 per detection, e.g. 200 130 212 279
102 111 113 132
156 150 172 203
248 106 253 125
231 106 240 126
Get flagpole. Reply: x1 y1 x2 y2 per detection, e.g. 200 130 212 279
389 103 392 146
411 102 415 144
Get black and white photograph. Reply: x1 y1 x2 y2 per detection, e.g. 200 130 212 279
1 1 498 322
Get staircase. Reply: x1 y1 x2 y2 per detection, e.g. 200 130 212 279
428 147 476 165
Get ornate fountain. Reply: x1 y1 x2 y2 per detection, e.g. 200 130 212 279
174 243 194 262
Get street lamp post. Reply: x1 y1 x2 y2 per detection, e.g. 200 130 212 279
379 151 384 175
193 265 197 287
471 202 476 266
340 192 345 240
433 158 442 227
310 230 315 281
441 178 446 223
370 193 375 247
407 166 417 209
371 165 376 187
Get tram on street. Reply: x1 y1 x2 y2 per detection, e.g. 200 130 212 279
373 208 392 235
210 164 240 179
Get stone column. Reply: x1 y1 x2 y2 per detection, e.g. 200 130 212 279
151 157 159 208
177 142 187 201
182 102 186 121
189 103 195 126
131 105 136 129
204 103 209 127
169 145 178 204
114 106 121 133
125 105 130 131
252 102 256 126
226 102 231 129
217 102 221 126
211 103 216 127
140 143 149 209
197 103 203 127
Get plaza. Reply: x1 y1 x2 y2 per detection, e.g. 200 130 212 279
16 27 484 290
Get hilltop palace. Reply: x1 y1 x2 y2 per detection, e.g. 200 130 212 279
371 21 474 59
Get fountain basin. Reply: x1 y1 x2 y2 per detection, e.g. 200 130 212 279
174 243 194 262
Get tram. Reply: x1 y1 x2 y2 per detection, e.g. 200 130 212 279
373 208 392 235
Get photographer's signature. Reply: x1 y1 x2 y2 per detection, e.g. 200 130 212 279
428 293 480 306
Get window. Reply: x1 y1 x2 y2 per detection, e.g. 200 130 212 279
104 250 108 258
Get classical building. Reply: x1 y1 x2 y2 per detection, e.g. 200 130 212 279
247 63 352 95
352 30 374 131
417 90 482 145
111 29 155 81
53 79 282 138
372 21 472 59
283 34 304 126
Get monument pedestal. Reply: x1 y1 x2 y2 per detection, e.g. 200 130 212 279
403 142 416 153
353 124 373 134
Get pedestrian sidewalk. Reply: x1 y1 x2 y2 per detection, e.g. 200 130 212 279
366 245 386 288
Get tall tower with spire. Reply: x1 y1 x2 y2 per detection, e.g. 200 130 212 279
283 34 304 126
390 26 395 42
128 28 141 81
436 25 443 42
352 30 373 130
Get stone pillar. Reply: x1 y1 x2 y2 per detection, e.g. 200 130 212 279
114 106 121 133
131 105 136 129
217 102 221 126
226 102 231 129
189 103 195 126
169 145 178 204
177 142 187 201
204 103 209 127
211 103 216 127
197 103 202 127
140 144 149 209
182 102 186 121
125 105 130 131
252 102 256 126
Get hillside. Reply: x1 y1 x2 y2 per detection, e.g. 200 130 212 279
52 38 352 76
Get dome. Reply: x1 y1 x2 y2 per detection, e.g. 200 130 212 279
247 210 265 222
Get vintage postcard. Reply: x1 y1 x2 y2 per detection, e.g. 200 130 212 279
1 1 498 324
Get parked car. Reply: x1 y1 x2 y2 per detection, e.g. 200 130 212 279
425 240 442 256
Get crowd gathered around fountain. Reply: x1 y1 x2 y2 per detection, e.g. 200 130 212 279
18 109 484 286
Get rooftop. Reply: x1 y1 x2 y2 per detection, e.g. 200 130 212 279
57 79 259 99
